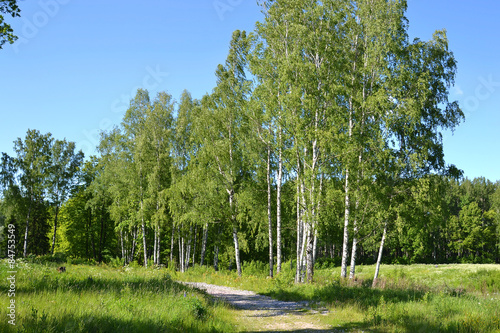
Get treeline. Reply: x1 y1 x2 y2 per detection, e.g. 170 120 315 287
1 1 499 282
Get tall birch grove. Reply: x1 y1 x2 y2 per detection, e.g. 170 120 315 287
5 0 492 280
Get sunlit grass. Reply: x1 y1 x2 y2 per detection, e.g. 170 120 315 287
0 260 235 333
175 261 500 332
2 259 498 332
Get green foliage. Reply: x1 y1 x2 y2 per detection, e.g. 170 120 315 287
0 0 20 48
25 252 67 264
1 2 497 292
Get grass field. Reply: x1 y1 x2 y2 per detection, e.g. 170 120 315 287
175 261 500 332
0 260 235 332
1 258 499 332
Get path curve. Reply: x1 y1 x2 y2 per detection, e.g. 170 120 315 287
182 281 311 315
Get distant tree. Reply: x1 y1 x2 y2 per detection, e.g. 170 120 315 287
48 139 84 254
1 130 87 257
13 130 52 256
0 0 20 49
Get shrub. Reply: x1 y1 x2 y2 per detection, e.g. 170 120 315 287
242 260 267 276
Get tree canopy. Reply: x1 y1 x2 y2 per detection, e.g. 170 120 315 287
1 0 498 282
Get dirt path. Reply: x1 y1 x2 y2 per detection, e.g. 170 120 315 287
182 282 334 332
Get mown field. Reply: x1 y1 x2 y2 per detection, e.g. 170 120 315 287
1 258 499 332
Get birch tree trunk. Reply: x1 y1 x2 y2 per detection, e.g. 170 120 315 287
185 225 193 270
228 189 242 276
179 226 185 272
276 137 283 273
267 144 273 278
295 159 303 283
130 227 137 264
341 34 358 278
341 168 350 278
349 219 358 279
153 226 158 265
312 228 318 266
372 221 387 288
141 203 148 268
306 222 314 283
170 224 174 262
51 205 60 254
156 225 161 266
99 206 105 263
232 226 242 275
120 229 125 264
192 225 197 268
214 224 221 271
200 223 208 266
23 197 32 257
300 224 308 283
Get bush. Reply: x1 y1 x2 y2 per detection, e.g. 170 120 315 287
107 257 125 268
314 257 339 269
69 257 97 265
180 297 207 320
242 260 267 276
25 252 67 264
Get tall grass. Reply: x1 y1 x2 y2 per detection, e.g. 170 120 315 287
175 261 500 332
0 260 235 333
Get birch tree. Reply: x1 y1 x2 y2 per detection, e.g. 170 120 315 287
11 130 53 257
48 139 84 254
196 30 251 276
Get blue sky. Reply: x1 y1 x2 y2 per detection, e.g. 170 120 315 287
1 1 499 181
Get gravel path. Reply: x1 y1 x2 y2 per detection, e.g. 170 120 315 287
181 282 311 314
181 282 335 331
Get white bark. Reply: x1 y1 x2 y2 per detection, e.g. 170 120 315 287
170 225 174 263
267 144 273 278
200 223 208 266
192 225 197 268
179 226 185 272
276 139 283 273
295 168 303 283
227 187 242 276
157 226 161 266
130 227 137 263
341 35 358 278
23 197 32 257
372 221 387 287
153 226 157 265
141 211 148 268
185 225 192 271
349 219 358 279
120 229 125 264
341 168 350 278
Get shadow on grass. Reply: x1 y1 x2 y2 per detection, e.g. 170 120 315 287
0 313 226 333
264 278 427 310
9 271 193 296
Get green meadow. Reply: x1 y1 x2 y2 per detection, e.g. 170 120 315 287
1 258 499 332
176 261 500 332
0 259 235 333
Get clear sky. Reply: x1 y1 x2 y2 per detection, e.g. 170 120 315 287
1 1 499 181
